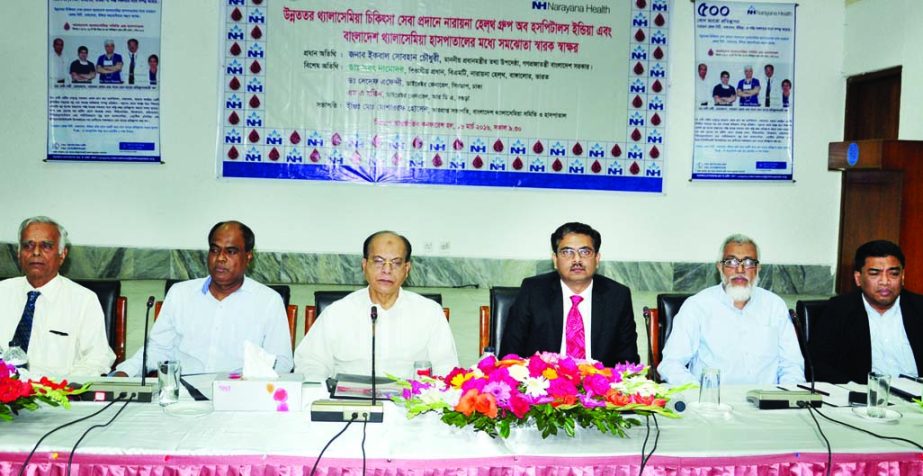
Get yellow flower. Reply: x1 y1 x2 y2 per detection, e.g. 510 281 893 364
542 368 558 380
450 372 474 388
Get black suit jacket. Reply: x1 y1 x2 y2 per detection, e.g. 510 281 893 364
499 272 639 366
809 290 923 384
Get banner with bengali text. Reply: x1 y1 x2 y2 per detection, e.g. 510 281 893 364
218 0 672 192
692 1 796 181
47 0 162 163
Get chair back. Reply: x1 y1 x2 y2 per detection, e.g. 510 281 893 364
268 284 292 307
656 293 692 362
488 286 520 352
74 279 126 365
795 299 828 345
163 279 182 295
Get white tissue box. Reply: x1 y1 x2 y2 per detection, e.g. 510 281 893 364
212 373 304 412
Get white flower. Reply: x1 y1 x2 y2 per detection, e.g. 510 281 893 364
523 376 550 397
507 364 529 382
420 387 461 407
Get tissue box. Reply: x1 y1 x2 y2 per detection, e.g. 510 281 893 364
212 373 304 412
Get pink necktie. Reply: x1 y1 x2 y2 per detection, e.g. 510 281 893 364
566 295 586 359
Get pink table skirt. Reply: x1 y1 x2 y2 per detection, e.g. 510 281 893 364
3 452 923 476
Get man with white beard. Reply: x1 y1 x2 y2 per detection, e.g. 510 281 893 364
657 234 804 385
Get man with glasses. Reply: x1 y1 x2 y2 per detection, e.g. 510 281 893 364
499 222 639 366
114 221 293 376
810 240 923 384
658 234 804 384
295 231 458 380
0 216 114 377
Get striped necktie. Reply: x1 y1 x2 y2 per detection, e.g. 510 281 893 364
11 291 41 352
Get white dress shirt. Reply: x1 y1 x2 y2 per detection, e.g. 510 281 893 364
658 284 804 385
558 280 593 357
116 277 293 377
864 296 918 378
294 287 459 380
0 275 114 377
51 52 68 84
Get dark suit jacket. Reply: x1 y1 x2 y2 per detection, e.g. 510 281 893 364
810 290 923 384
499 272 639 366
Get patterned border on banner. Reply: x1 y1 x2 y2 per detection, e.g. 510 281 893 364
217 0 671 192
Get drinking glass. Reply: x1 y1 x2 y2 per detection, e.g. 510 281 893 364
158 360 181 406
698 368 721 408
867 372 891 418
413 360 433 378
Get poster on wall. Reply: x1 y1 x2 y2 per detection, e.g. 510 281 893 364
47 0 162 163
218 0 672 192
692 1 795 181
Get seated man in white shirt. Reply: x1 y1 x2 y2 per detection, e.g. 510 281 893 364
0 216 114 377
658 234 804 385
295 231 459 380
115 221 293 376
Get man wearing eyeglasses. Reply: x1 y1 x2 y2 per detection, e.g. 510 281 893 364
499 222 639 366
114 221 293 376
810 240 923 384
658 234 804 385
295 231 458 380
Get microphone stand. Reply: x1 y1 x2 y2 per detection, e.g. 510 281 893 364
141 296 155 386
371 305 378 407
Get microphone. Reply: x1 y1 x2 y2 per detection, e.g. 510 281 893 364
370 305 378 406
141 296 155 387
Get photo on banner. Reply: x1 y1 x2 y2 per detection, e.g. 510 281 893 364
218 0 673 192
692 1 795 181
47 0 162 163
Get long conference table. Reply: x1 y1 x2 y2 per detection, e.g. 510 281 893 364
2 382 923 475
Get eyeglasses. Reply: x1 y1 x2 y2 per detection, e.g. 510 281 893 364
557 247 595 259
368 256 406 270
720 257 759 269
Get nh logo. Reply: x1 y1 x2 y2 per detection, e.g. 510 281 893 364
568 163 585 174
307 137 323 147
228 0 244 5
249 9 265 24
245 114 262 127
227 26 244 40
247 78 263 93
532 1 548 10
646 168 662 177
226 95 242 109
511 145 526 155
226 60 243 75
245 148 261 162
247 44 264 58
469 144 486 153
224 130 241 144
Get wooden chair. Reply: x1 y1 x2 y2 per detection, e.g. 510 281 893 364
644 293 692 381
304 290 449 335
75 279 128 367
477 286 520 356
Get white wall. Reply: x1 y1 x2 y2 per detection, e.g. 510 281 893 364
844 0 923 140
0 1 847 266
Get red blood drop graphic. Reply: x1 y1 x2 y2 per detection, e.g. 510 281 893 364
229 77 241 90
310 149 321 162
230 43 242 56
611 144 622 157
331 133 342 146
252 0 262 4
290 131 301 145
392 153 400 165
352 151 362 163
652 80 663 93
632 95 644 108
655 14 666 27
572 143 583 156
532 141 544 154
708 48 714 57
634 29 645 42
634 62 645 75
629 162 641 175
227 146 239 160
472 156 484 168
231 8 242 21
650 146 660 159
412 137 423 149
251 26 262 40
631 129 642 142
64 22 70 31
512 157 523 170
248 130 260 143
250 61 261 74
552 159 563 172
453 138 464 150
651 113 662 126
268 148 280 161
432 154 443 167
493 139 504 153
228 111 240 125
591 160 602 173
636 0 646 8
249 95 261 108
653 47 664 60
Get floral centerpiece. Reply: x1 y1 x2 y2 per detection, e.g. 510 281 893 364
0 360 84 421
393 352 691 438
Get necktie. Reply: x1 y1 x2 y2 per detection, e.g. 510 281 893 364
11 291 41 352
129 54 136 84
765 79 771 107
565 295 585 359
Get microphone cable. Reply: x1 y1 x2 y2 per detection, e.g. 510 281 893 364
65 395 135 476
637 413 660 475
309 415 357 476
16 397 124 476
809 404 923 451
800 403 832 476
361 415 369 476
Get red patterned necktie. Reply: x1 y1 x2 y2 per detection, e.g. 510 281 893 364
566 295 585 359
